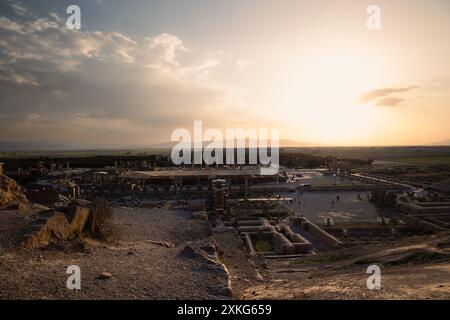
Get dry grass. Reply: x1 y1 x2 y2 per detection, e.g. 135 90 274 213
88 197 117 241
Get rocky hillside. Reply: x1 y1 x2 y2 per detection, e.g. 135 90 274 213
243 232 450 299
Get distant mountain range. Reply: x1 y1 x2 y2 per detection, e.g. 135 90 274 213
0 141 143 152
0 141 80 152
2 138 449 152
0 139 322 152
429 139 450 146
150 139 323 149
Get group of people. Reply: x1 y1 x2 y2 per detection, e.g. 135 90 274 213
292 193 367 219
330 195 341 207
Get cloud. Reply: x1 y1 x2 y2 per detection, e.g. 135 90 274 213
0 2 219 83
375 97 405 107
357 86 418 105
0 3 235 145
236 59 254 70
7 0 31 17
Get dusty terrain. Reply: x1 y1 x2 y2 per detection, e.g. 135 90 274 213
243 233 450 299
2 205 450 300
0 207 261 300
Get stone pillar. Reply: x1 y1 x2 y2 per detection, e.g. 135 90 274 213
0 162 3 188
244 176 249 200
69 185 81 199
212 179 227 217
226 205 232 221
174 177 183 194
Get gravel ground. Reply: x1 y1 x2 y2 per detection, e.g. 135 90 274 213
243 234 450 299
0 207 236 300
3 207 450 300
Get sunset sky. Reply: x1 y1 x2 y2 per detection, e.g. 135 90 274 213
0 0 449 147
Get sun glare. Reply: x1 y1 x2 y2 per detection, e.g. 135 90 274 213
279 50 384 144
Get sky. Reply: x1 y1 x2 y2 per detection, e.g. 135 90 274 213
0 0 449 147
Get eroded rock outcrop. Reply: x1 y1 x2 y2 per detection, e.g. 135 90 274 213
61 203 90 238
23 211 71 249
0 174 29 211
23 201 93 249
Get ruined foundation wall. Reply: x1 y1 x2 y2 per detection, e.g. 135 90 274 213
300 219 344 250
398 201 450 215
401 214 447 232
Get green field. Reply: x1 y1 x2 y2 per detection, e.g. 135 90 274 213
283 146 450 166
1 146 450 167
389 157 450 166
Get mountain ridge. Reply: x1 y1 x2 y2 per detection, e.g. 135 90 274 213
0 139 323 151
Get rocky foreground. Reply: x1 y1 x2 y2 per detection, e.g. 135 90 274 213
243 232 450 300
2 204 450 299
1 173 450 300
0 206 267 300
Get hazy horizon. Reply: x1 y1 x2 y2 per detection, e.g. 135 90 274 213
1 138 450 153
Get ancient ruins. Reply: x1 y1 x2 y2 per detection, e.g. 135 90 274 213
2 152 450 299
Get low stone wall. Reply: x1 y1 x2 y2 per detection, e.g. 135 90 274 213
299 218 344 250
237 225 276 233
401 214 447 232
273 232 297 255
427 217 450 228
398 200 450 214
418 220 447 232
241 232 255 254
237 219 268 227
280 225 308 244
238 219 313 255
236 218 276 233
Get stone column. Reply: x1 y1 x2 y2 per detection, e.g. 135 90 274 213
0 162 4 188
244 176 249 200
